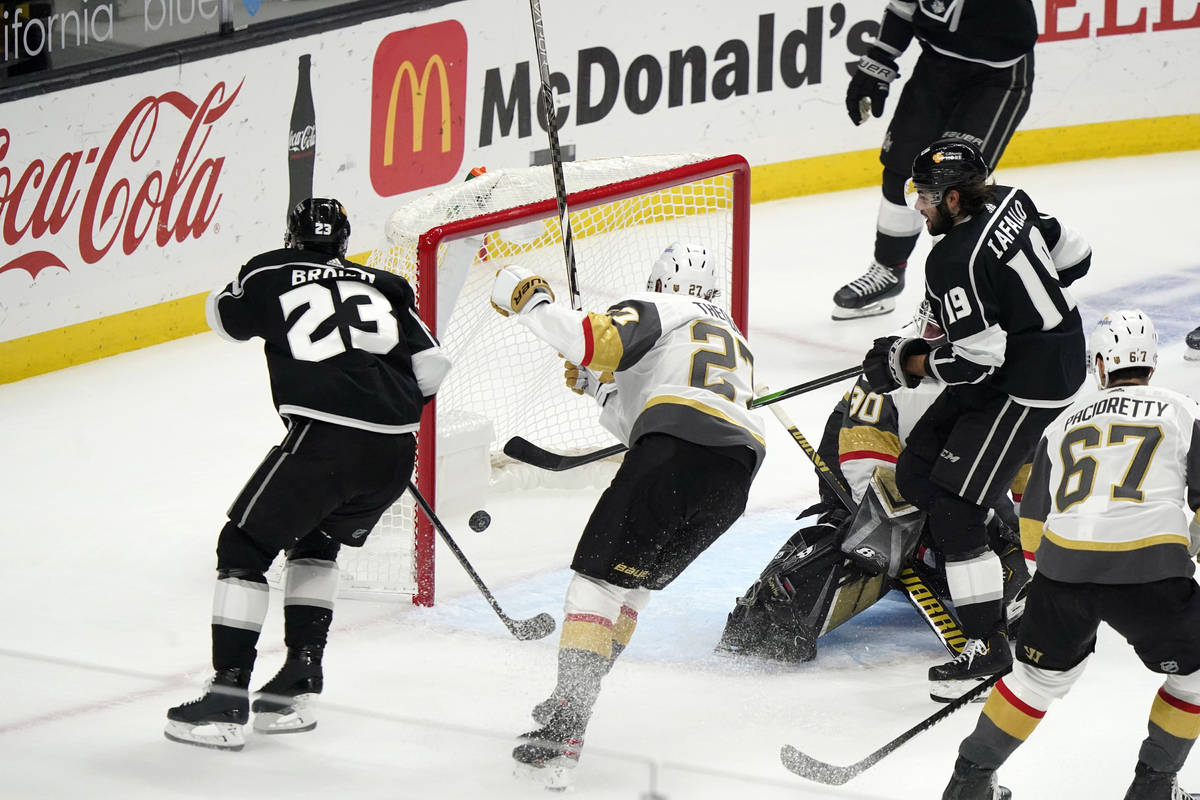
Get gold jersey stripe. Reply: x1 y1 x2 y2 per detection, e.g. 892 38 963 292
641 395 767 447
982 691 1043 742
584 312 625 373
839 426 901 460
1042 527 1190 552
1020 518 1045 556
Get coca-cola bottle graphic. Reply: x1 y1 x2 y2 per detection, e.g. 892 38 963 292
288 54 316 214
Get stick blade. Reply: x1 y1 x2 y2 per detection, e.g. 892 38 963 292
779 744 858 785
510 612 556 641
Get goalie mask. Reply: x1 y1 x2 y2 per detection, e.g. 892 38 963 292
285 197 351 257
897 299 946 344
647 242 719 300
1090 309 1157 385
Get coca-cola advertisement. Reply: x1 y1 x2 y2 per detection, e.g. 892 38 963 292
288 54 316 215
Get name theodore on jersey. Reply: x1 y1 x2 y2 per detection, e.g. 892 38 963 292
1061 396 1170 428
693 300 733 325
985 198 1030 259
290 265 376 286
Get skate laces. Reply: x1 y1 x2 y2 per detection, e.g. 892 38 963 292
845 262 900 297
952 638 989 666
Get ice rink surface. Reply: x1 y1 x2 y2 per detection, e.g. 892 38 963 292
3 151 1200 799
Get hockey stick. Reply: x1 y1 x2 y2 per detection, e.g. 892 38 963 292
748 365 861 409
761 397 855 511
503 436 626 471
780 670 1005 785
527 0 580 310
503 366 862 472
407 481 556 641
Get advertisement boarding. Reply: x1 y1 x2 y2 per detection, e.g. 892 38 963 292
0 0 1197 379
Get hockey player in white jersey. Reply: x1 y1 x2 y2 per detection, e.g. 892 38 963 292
490 243 765 789
943 310 1200 800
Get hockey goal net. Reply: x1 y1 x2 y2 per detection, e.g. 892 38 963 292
337 153 749 605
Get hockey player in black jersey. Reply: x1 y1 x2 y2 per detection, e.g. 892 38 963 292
164 198 451 751
943 311 1200 800
833 0 1037 320
861 138 1091 703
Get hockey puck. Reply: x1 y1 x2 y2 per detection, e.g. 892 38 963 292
468 510 491 532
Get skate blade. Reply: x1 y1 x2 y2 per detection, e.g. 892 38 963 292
831 298 897 320
513 758 577 791
929 677 991 704
253 694 317 734
164 719 245 751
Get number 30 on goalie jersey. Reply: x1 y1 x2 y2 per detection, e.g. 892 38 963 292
581 294 766 469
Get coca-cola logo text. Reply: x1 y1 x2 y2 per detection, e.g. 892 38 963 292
0 80 242 279
289 124 316 156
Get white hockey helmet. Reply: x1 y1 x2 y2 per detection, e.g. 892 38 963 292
647 242 719 301
1090 309 1157 384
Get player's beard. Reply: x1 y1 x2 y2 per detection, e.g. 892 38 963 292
925 203 956 237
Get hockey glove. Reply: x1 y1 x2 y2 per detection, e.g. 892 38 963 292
490 265 554 317
862 335 930 393
845 48 899 125
563 361 614 397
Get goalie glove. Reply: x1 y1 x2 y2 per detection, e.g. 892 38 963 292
862 335 930 394
563 361 614 398
845 48 899 126
490 265 554 317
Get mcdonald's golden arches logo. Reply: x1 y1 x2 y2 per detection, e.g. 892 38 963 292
370 21 467 196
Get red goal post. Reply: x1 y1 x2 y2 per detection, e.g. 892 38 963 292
352 153 749 606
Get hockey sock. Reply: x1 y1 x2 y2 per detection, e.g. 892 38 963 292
944 547 1005 637
1140 673 1200 773
282 558 338 649
211 570 269 672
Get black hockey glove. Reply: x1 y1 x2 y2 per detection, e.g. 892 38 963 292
862 335 930 394
845 48 899 125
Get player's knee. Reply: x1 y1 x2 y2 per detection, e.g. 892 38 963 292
895 452 935 510
216 521 277 577
287 529 341 562
622 586 651 614
881 166 911 205
1163 670 1200 705
929 494 989 557
1011 657 1088 702
564 572 626 620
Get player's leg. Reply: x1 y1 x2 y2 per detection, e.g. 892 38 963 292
1105 579 1200 798
947 573 1096 798
832 53 953 320
250 530 341 734
942 53 1034 179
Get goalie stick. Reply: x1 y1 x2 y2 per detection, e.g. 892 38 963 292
503 365 863 471
407 481 556 641
779 670 1005 785
527 0 581 310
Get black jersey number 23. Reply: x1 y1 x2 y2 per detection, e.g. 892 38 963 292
280 281 399 361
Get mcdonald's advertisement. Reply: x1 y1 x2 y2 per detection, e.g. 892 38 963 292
0 0 1197 369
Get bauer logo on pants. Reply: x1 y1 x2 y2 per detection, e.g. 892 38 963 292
369 20 468 196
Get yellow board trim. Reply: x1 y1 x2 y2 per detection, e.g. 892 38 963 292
4 114 1198 385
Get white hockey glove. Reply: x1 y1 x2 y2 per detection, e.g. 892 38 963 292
564 361 614 398
490 265 554 317
862 335 930 394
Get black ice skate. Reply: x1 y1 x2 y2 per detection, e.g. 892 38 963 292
513 707 588 791
1123 760 1200 799
164 667 250 751
929 631 1012 703
529 694 569 726
832 261 905 320
251 645 323 734
1186 325 1200 362
942 755 1012 800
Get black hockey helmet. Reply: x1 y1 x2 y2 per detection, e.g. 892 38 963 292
910 138 990 204
285 197 351 256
